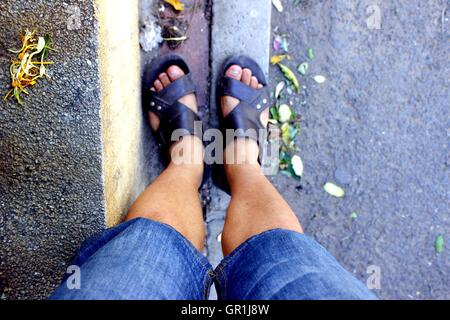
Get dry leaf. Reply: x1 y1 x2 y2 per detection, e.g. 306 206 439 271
271 54 288 65
164 0 184 11
4 30 55 105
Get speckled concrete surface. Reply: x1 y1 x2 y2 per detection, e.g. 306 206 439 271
0 0 105 299
267 0 449 299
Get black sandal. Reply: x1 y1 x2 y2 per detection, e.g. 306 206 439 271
143 54 207 187
213 55 270 194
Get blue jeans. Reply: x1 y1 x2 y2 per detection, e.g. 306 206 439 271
50 218 377 300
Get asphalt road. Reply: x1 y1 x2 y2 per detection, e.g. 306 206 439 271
268 0 449 299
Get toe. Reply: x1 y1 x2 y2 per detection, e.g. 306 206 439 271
167 65 185 81
250 76 259 89
242 68 252 85
225 65 243 80
159 72 171 87
154 80 164 92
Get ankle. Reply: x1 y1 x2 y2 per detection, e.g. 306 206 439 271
169 136 204 165
223 138 259 166
168 136 204 180
224 161 262 186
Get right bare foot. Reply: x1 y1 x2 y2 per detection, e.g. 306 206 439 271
148 65 204 178
148 65 198 131
221 65 269 167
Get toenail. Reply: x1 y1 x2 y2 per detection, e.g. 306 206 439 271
230 69 240 76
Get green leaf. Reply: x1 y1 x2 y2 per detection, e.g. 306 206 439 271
323 182 345 198
280 150 291 163
435 235 444 253
280 122 291 146
307 48 314 60
297 62 309 75
270 107 280 121
278 63 300 93
281 162 301 180
281 35 289 52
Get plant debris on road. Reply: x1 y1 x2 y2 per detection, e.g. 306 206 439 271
4 30 55 105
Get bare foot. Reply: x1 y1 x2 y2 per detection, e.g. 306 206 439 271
221 65 269 166
149 65 198 131
149 66 204 178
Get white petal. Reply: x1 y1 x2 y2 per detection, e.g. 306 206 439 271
291 155 304 177
314 75 327 84
275 81 285 99
272 0 283 12
40 65 46 77
36 37 46 53
323 182 345 198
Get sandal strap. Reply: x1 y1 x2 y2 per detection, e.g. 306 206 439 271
219 77 262 104
157 101 202 146
146 73 201 148
219 77 270 145
152 73 196 105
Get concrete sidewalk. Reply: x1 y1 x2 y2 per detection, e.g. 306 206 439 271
0 0 106 299
0 0 142 299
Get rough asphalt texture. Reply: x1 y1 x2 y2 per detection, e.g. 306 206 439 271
0 0 105 299
267 0 449 299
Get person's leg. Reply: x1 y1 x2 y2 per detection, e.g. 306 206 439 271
51 64 213 300
215 64 376 300
126 65 205 251
220 65 303 256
